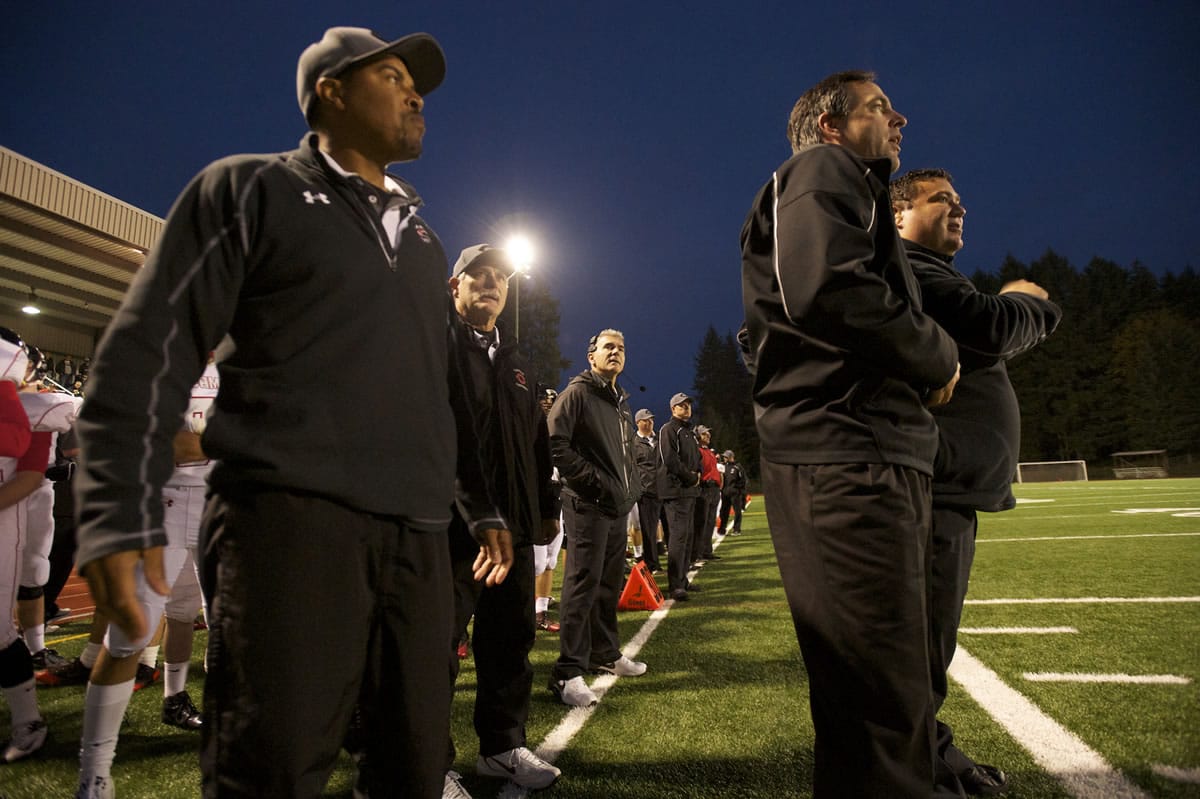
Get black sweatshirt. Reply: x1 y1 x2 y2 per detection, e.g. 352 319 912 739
741 144 959 474
905 242 1062 511
75 135 501 568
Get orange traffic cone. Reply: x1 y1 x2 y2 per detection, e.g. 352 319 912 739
618 561 664 611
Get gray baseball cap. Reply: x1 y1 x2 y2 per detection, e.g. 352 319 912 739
695 425 711 435
670 392 692 407
297 27 446 122
635 409 654 421
452 244 517 279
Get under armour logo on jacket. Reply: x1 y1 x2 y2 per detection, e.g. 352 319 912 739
303 191 330 205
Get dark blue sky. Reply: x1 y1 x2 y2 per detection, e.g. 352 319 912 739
5 1 1198 414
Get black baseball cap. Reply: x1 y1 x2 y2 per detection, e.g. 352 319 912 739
297 27 446 123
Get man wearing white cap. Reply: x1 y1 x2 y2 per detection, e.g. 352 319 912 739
444 244 561 792
72 27 508 799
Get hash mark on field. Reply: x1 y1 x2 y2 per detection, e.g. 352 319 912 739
949 646 1151 798
966 596 1200 605
1151 764 1200 784
960 626 1078 634
979 532 1200 543
1024 673 1191 684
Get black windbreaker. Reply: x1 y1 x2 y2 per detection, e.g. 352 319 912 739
741 144 959 474
451 317 559 545
905 242 1062 511
548 370 640 517
75 135 502 568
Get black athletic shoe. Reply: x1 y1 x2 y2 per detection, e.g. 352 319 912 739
670 589 690 602
36 656 90 687
959 763 1008 796
134 663 161 692
162 691 203 730
31 648 69 671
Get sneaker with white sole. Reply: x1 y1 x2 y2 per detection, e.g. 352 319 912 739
477 746 561 788
592 655 647 677
549 675 598 707
443 769 474 799
2 718 47 763
76 775 115 799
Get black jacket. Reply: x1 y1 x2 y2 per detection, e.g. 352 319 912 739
722 461 748 498
906 242 1062 511
548 370 640 517
633 433 662 500
657 417 700 500
75 135 502 568
452 317 559 545
741 144 959 474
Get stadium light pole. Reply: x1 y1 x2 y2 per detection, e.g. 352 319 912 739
504 234 536 339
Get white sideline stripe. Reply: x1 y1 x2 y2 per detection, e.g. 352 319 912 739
960 626 1078 634
1151 764 1200 784
499 540 722 798
966 596 1200 605
1024 672 1191 684
948 646 1151 799
980 532 1200 543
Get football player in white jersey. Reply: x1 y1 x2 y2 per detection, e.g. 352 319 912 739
15 345 82 672
76 360 219 793
0 328 52 763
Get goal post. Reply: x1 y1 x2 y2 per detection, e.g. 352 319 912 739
1015 460 1089 483
1112 450 1168 479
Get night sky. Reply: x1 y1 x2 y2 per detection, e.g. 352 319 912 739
5 1 1198 414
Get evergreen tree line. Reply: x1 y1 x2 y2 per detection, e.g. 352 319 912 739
690 254 1200 481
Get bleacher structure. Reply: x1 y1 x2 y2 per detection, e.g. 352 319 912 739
1014 460 1089 483
1111 449 1169 479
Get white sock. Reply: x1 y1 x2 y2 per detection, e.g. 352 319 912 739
79 680 135 782
139 646 159 669
164 661 189 697
23 623 46 655
80 642 102 669
535 596 550 614
1 678 42 727
633 545 643 558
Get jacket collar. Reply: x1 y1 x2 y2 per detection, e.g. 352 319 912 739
293 133 424 207
903 239 956 267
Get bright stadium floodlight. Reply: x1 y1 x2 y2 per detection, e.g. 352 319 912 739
503 234 537 339
504 234 536 274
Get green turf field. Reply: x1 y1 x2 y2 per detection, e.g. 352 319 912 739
4 478 1198 797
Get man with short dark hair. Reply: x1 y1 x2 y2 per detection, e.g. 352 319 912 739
658 393 701 602
546 330 645 707
892 168 1060 797
741 70 960 797
72 27 508 799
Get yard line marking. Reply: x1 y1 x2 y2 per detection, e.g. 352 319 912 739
1113 507 1200 515
1024 673 1191 684
966 596 1200 605
979 532 1200 543
500 539 723 798
1016 498 1056 503
948 645 1151 799
1151 764 1200 784
960 626 1078 634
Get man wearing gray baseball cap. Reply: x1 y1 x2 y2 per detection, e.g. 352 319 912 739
72 26 508 799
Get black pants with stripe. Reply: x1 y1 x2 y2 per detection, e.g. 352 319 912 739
199 487 452 799
762 459 937 799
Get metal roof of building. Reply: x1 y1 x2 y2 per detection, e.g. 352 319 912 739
0 146 160 338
